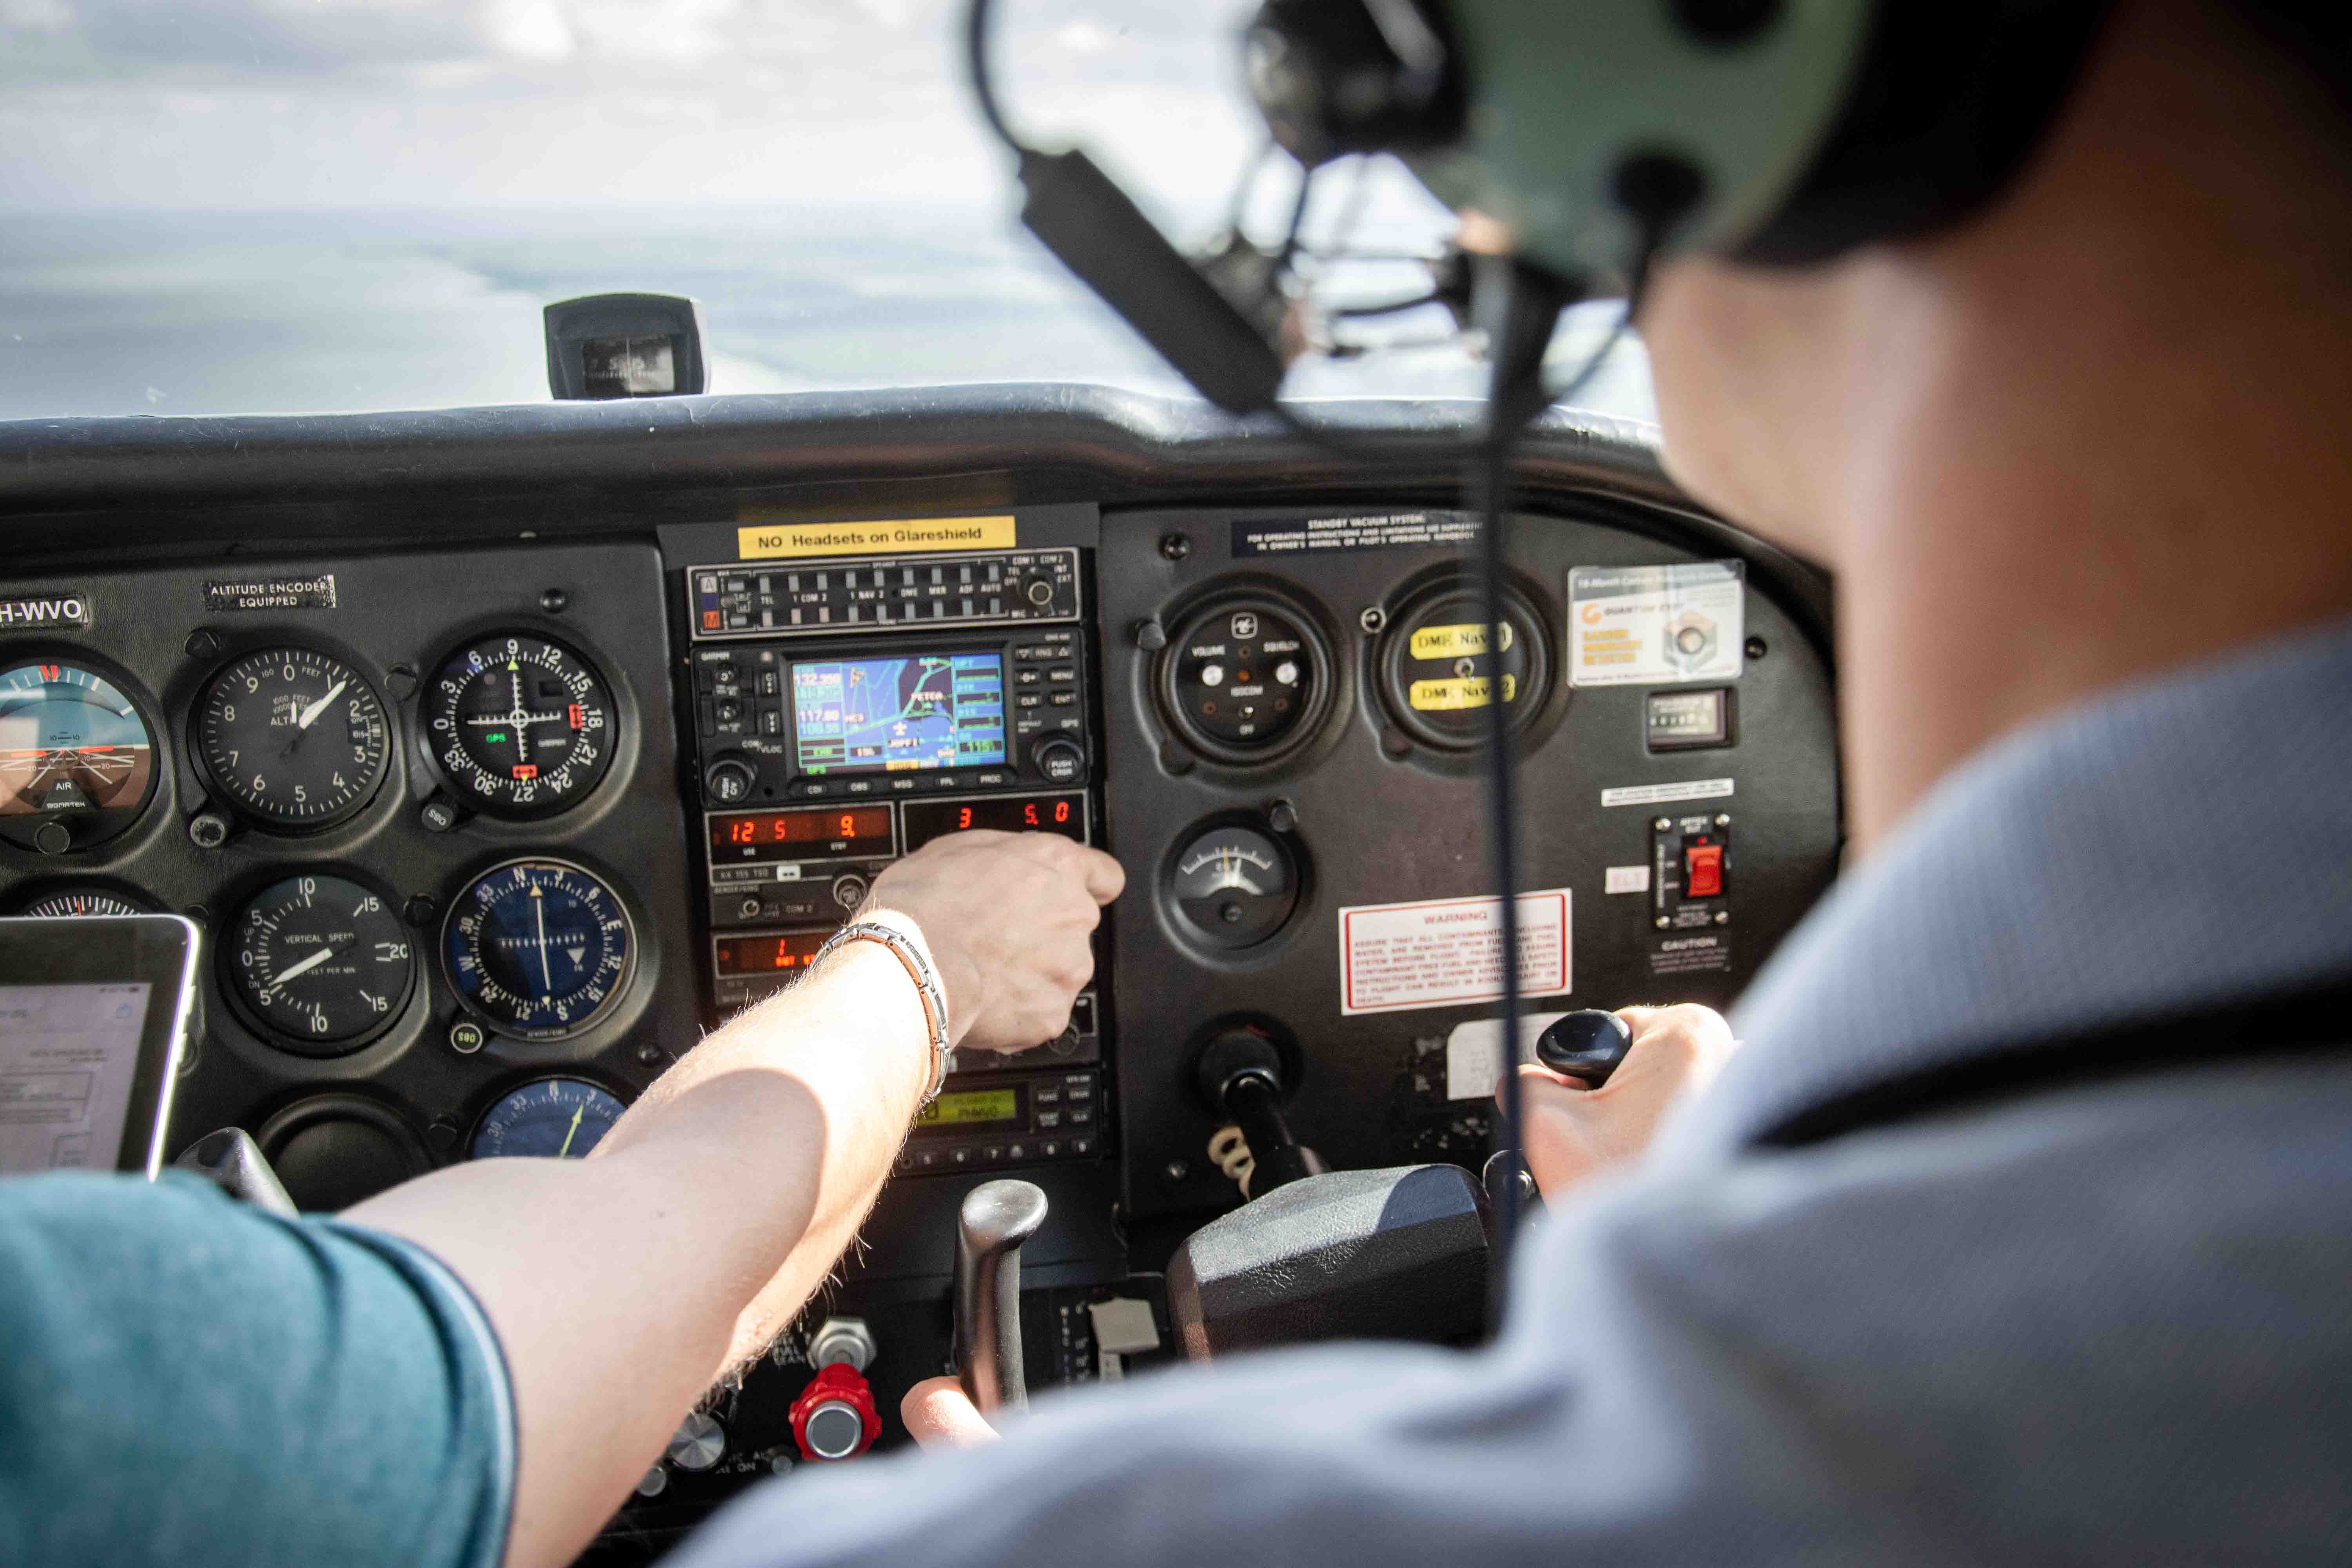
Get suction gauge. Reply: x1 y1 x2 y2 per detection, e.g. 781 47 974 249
1166 824 1300 949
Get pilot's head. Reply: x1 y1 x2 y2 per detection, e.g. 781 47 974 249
1641 0 2352 561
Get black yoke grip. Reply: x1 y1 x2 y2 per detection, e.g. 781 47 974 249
1534 1010 1634 1087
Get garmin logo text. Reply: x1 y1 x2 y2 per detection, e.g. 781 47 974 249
0 595 92 631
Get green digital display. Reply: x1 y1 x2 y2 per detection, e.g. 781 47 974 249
916 1088 1019 1127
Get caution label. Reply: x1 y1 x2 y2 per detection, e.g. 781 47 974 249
1339 889 1572 1016
1568 561 1745 687
1409 673 1517 712
1408 622 1512 659
736 515 1015 560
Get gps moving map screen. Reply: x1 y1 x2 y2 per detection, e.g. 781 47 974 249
791 652 1007 775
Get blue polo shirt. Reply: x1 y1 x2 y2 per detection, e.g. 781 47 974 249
0 1169 514 1568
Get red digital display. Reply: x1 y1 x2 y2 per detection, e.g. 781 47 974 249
709 805 893 861
901 793 1086 853
714 930 831 977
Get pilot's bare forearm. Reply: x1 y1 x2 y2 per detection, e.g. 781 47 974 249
347 941 930 1568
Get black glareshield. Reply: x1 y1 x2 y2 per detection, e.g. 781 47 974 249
0 915 201 1178
543 292 709 401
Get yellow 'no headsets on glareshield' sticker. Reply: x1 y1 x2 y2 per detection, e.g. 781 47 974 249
735 515 1016 560
1409 674 1517 711
1408 622 1514 659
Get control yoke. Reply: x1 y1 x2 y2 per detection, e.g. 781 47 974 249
1167 1012 1637 1358
954 1178 1049 1413
1534 1009 1634 1086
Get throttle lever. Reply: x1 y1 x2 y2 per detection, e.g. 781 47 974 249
1534 1009 1633 1088
954 1178 1049 1414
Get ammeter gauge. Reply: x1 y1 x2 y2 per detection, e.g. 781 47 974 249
1165 823 1300 949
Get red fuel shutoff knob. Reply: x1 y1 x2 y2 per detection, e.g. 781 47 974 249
790 1363 879 1461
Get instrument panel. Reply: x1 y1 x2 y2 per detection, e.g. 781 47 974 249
0 454 1839 1552
0 544 698 1211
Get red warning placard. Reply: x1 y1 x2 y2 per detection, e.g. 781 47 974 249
1338 889 1572 1016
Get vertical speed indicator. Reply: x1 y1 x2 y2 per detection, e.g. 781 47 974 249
424 634 615 818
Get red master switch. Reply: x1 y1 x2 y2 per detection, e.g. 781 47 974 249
1684 842 1725 900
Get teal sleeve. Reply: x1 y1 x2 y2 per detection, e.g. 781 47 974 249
0 1170 515 1568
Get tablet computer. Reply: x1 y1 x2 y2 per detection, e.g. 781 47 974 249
0 915 201 1178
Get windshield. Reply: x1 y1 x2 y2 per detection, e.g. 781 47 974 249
0 1 1654 425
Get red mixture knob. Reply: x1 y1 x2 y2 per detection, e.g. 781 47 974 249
790 1361 880 1461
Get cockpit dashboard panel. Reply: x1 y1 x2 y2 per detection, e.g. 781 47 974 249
0 388 1840 1558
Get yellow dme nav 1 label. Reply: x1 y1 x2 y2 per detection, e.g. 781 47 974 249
736 515 1016 561
1409 673 1517 711
1407 622 1514 660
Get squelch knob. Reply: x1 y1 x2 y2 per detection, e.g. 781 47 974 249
704 757 756 804
790 1363 880 1462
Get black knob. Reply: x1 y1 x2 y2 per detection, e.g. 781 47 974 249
1032 737 1085 785
1534 1010 1633 1087
31 820 72 856
1022 575 1056 608
831 873 868 911
705 758 756 804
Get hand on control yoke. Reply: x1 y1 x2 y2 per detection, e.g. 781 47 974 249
861 829 1124 1055
1513 1004 1739 1200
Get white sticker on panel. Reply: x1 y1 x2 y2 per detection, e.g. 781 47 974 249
1568 561 1745 687
1338 889 1572 1017
1599 777 1735 810
1604 865 1651 895
1444 1012 1571 1101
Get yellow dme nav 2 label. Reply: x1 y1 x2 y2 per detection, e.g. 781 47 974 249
736 515 1016 561
1407 622 1514 660
1409 673 1517 711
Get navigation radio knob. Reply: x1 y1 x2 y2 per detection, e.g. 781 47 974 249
704 757 756 804
1031 737 1086 785
831 873 869 911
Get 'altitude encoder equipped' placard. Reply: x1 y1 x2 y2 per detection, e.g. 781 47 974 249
1338 890 1571 1016
1568 562 1745 687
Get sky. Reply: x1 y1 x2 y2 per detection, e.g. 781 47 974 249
0 1 1657 422
0 0 1272 212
